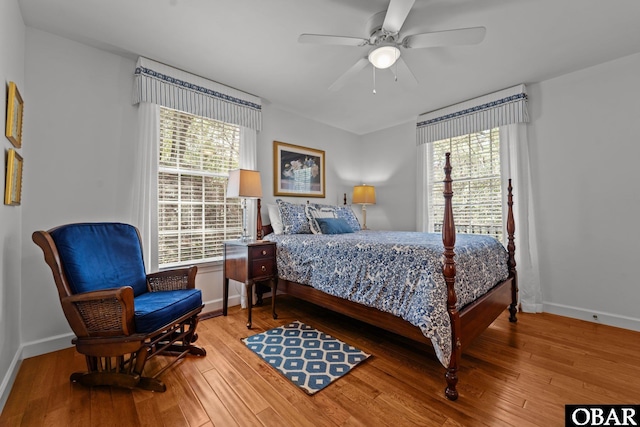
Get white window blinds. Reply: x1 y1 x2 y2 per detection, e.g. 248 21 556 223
158 107 242 267
428 128 503 241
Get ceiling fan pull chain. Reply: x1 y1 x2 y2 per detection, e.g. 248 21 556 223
394 50 398 82
373 66 377 94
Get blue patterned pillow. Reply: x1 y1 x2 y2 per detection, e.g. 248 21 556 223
276 199 312 234
314 203 361 232
305 204 337 234
315 218 354 235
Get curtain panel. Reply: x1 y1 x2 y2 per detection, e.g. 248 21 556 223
133 57 262 131
416 84 528 145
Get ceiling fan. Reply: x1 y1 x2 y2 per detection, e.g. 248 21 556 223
298 0 486 92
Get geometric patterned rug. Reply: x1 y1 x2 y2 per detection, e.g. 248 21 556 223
242 320 371 395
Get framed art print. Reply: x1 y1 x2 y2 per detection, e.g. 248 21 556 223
5 82 24 148
273 141 325 198
5 149 23 205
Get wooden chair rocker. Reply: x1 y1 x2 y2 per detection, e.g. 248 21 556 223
33 222 206 392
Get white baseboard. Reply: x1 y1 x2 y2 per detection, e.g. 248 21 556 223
0 295 242 413
543 301 640 332
203 294 241 313
0 347 22 413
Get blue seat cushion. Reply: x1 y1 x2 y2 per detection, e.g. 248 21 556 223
134 289 202 334
50 223 148 296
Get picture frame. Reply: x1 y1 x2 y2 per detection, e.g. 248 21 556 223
5 82 24 148
273 141 325 198
5 149 23 206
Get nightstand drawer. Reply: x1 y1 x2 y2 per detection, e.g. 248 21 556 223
250 244 275 260
250 258 275 278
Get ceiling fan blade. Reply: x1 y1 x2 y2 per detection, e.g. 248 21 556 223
403 27 486 49
298 34 369 47
382 0 416 34
394 57 418 87
329 57 370 92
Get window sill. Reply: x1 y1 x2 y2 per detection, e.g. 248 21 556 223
159 259 223 274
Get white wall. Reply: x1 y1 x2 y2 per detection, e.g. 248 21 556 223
0 0 25 411
257 105 362 222
359 120 417 231
528 52 640 327
359 53 640 331
20 29 139 351
19 28 253 356
16 29 365 364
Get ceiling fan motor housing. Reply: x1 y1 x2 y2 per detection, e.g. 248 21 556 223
367 10 400 45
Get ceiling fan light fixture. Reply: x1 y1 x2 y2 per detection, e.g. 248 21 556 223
368 45 401 69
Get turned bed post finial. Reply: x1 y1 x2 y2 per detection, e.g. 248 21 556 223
442 152 460 401
507 179 519 322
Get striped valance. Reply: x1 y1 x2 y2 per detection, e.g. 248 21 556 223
416 84 528 145
133 57 262 130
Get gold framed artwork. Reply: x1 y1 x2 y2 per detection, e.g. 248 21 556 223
5 149 23 205
5 81 24 148
273 141 325 198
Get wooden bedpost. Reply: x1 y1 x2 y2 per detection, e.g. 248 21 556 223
443 153 461 401
257 199 263 240
507 180 519 322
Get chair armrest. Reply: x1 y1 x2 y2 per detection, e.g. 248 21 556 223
61 287 136 337
147 266 197 291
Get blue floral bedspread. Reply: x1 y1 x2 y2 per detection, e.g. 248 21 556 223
263 230 509 367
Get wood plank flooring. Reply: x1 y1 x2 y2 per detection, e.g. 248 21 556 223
2 295 639 426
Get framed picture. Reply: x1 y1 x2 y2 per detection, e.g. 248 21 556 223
5 82 24 148
273 141 325 198
5 149 23 206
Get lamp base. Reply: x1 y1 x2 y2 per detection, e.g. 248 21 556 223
361 205 368 230
239 199 254 242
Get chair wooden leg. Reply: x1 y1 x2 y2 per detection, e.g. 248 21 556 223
71 371 141 389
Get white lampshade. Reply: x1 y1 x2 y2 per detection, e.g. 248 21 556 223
227 169 262 198
352 184 376 205
368 45 401 69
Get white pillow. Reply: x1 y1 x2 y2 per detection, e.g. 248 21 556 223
267 204 284 235
305 204 337 234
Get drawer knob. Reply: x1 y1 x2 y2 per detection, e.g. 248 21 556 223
262 250 267 256
261 265 267 272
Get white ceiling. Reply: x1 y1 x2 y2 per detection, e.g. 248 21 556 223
19 0 640 135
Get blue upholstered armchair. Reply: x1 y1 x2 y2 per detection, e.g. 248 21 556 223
33 222 206 392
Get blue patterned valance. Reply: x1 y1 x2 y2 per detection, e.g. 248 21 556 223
133 57 262 130
416 84 528 145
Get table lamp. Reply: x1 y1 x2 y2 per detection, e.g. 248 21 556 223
227 169 262 240
352 184 376 230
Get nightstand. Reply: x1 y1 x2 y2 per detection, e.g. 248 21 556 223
223 240 278 328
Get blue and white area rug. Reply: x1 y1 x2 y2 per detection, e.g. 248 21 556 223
242 321 371 394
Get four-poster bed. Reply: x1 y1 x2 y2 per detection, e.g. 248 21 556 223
256 153 518 400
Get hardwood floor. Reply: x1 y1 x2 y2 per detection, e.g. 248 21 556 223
2 295 639 426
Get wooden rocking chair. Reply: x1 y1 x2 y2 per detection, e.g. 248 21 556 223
33 222 206 392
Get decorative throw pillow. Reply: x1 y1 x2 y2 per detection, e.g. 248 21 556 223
276 199 312 234
315 218 354 235
267 204 284 235
314 203 361 232
305 204 337 234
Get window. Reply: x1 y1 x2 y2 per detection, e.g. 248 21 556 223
158 107 242 267
427 128 503 241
